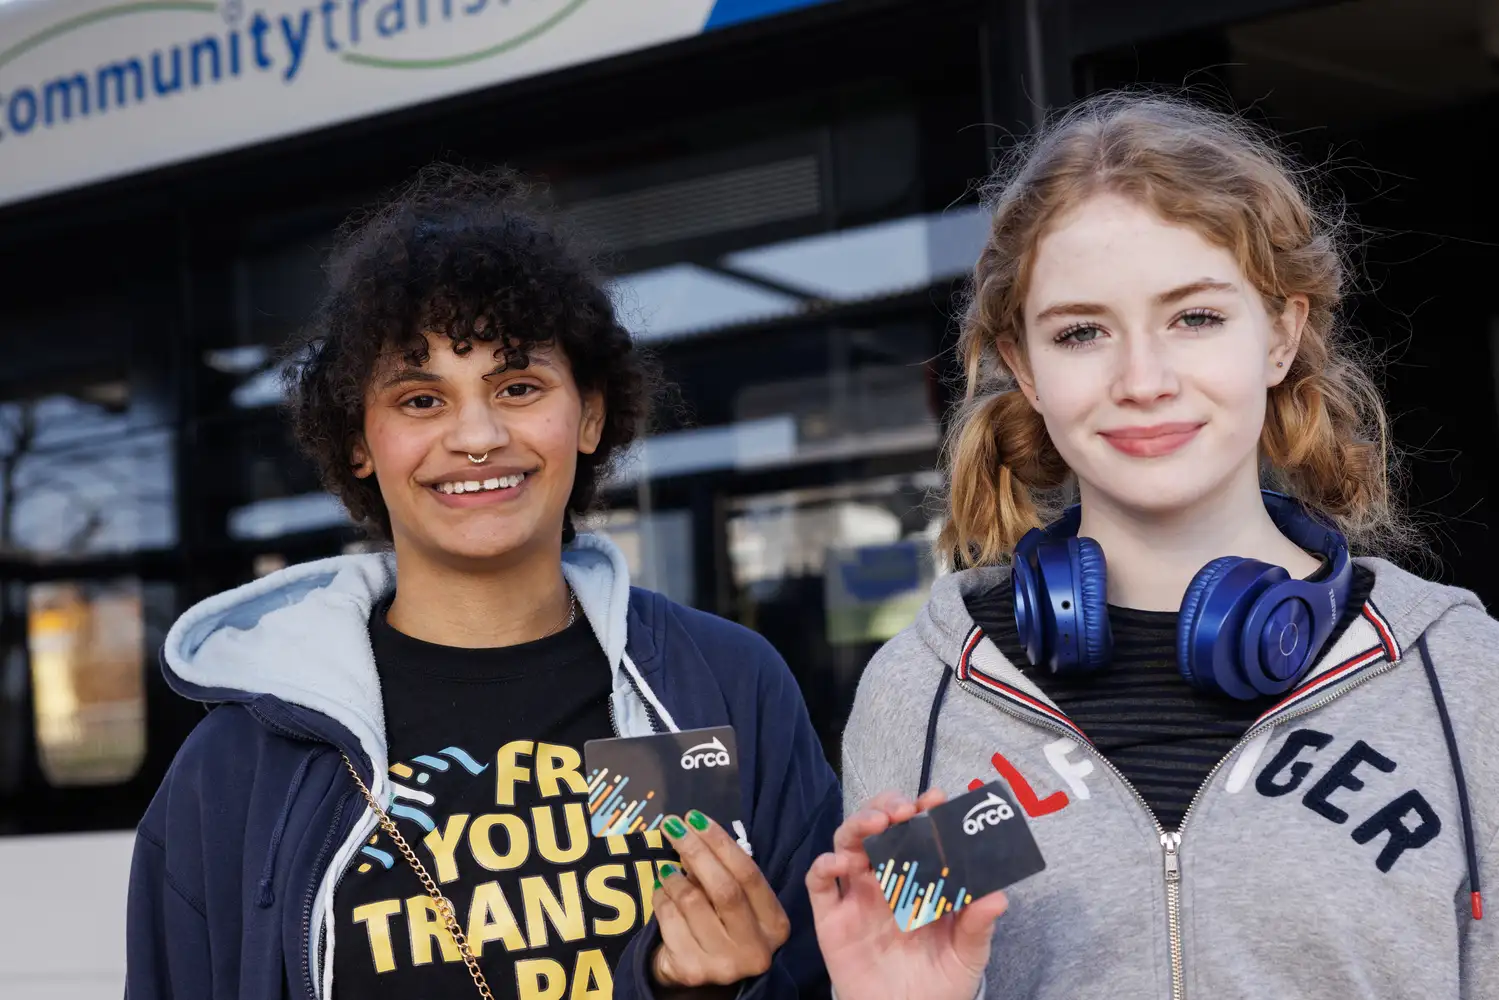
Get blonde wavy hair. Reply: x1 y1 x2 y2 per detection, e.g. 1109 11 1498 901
941 90 1411 568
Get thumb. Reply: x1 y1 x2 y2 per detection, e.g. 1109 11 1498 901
950 890 1008 973
651 943 680 987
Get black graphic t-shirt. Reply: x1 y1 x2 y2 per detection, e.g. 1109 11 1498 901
334 597 678 999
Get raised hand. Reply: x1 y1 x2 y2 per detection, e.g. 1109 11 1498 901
806 789 1008 1000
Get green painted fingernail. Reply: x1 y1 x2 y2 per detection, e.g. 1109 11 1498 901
687 810 709 831
660 862 679 878
664 816 688 838
653 876 662 889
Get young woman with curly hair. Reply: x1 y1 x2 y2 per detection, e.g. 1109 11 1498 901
809 91 1497 1000
124 166 839 1000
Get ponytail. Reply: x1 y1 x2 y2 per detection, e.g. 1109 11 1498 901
939 389 1069 568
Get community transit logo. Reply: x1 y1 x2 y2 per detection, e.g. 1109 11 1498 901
0 0 841 209
0 0 590 142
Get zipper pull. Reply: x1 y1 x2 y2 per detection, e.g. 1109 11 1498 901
1161 832 1181 882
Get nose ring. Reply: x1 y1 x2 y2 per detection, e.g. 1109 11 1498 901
467 452 489 464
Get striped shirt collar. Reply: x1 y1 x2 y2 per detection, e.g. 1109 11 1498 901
953 599 1401 741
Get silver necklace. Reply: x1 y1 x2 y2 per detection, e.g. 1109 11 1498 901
545 587 577 637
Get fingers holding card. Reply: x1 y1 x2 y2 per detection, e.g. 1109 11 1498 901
863 781 1045 933
583 726 749 851
584 726 786 990
808 784 1030 1000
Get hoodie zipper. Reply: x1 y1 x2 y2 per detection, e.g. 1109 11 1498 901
302 792 354 1000
953 678 1179 972
956 650 1400 1000
245 704 359 1000
616 661 662 734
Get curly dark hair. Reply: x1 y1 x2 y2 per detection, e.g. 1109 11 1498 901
284 163 654 542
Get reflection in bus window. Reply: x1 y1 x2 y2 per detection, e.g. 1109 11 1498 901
28 580 146 787
0 385 175 558
584 507 695 607
725 473 945 761
727 473 944 638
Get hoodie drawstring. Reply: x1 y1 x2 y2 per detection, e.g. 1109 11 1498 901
1416 633 1483 920
919 667 954 795
257 748 321 908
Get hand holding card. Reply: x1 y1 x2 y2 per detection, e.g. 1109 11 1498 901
806 787 1016 1000
585 726 789 990
868 781 1046 932
651 808 791 990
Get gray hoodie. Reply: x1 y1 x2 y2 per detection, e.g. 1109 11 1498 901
842 557 1498 999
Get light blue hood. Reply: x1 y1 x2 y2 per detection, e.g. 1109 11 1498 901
163 531 675 780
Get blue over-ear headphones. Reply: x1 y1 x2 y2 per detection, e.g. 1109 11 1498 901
1011 490 1352 700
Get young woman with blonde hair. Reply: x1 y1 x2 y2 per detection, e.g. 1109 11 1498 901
807 91 1497 1000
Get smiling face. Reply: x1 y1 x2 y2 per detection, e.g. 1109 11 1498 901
1008 192 1306 521
353 337 605 567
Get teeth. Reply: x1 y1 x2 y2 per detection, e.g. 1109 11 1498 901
437 473 525 495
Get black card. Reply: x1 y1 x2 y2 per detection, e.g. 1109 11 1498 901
863 781 1046 932
583 726 743 843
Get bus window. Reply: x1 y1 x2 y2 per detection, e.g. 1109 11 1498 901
27 579 146 787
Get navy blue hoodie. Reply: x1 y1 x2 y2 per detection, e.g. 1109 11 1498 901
125 533 839 999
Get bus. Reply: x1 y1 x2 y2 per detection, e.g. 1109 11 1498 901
0 0 992 994
4 0 1497 996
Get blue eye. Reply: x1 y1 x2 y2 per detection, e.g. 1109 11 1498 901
1055 324 1104 347
1177 309 1225 329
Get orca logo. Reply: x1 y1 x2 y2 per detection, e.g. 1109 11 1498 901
681 737 732 770
963 792 1015 835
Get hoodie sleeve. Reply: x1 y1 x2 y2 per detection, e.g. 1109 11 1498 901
840 626 940 813
615 608 841 1000
1462 829 1499 999
125 787 213 1000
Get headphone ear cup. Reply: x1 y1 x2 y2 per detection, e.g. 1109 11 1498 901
1241 585 1316 696
1071 537 1112 671
1177 557 1243 693
1012 548 1048 668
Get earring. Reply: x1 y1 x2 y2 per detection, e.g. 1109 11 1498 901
467 452 489 464
1276 361 1284 368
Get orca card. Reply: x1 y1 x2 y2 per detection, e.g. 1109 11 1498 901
928 782 1047 899
863 781 1046 932
583 726 744 844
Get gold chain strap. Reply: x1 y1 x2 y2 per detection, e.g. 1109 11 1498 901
341 756 495 1000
